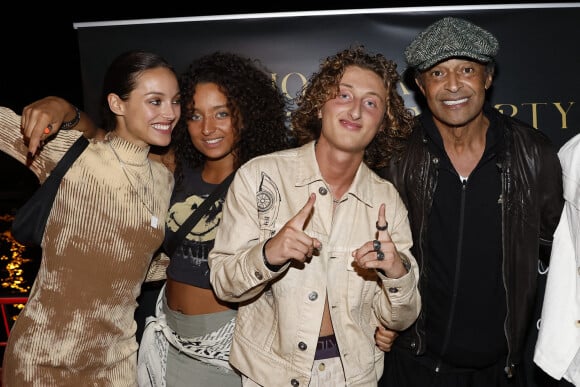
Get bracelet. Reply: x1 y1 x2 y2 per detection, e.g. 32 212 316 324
60 105 81 130
262 238 283 272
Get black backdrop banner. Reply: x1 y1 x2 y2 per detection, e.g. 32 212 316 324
74 6 579 386
74 4 579 149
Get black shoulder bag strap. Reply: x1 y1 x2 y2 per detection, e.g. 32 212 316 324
164 171 235 258
48 135 90 180
12 135 89 246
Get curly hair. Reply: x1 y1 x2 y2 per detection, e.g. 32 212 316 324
171 52 291 185
290 45 414 170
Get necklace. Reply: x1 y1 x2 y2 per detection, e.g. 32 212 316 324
108 141 158 228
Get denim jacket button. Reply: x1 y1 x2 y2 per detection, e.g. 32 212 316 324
318 187 328 196
308 291 318 301
254 271 263 280
298 341 307 350
291 379 300 386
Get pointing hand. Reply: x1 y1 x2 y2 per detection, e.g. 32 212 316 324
352 203 408 278
264 193 322 267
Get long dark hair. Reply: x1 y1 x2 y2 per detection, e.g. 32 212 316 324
99 50 177 132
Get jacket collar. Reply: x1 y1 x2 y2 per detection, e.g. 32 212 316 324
294 141 375 208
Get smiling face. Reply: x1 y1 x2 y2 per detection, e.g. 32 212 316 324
317 65 387 155
186 82 237 165
416 58 493 131
112 66 181 148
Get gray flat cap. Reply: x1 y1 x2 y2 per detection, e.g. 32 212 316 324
404 17 499 71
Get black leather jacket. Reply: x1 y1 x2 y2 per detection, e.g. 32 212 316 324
380 107 564 376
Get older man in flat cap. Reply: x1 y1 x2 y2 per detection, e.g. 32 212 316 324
376 16 564 387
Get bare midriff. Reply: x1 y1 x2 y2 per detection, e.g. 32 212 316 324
317 200 340 337
165 277 233 315
319 298 335 336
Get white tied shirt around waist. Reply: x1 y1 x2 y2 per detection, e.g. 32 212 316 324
137 283 235 387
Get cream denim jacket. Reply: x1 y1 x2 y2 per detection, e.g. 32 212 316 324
534 133 580 385
209 141 421 386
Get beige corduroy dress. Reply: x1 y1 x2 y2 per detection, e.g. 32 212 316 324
0 107 173 386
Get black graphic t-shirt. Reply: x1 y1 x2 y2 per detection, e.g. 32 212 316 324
164 167 225 289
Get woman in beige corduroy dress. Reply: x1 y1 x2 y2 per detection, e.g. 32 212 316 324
0 50 180 386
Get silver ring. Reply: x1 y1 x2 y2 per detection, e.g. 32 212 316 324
377 251 385 261
376 221 388 231
373 239 381 251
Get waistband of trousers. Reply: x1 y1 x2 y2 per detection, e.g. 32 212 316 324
315 334 340 360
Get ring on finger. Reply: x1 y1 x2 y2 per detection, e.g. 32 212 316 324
373 239 381 251
377 251 385 261
43 124 53 135
376 221 388 231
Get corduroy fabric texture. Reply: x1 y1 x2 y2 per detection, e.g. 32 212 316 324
0 107 175 386
404 17 499 71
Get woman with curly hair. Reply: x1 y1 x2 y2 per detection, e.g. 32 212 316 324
21 51 292 386
146 51 291 386
208 45 420 386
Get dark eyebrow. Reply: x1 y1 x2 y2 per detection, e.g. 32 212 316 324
339 82 383 99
